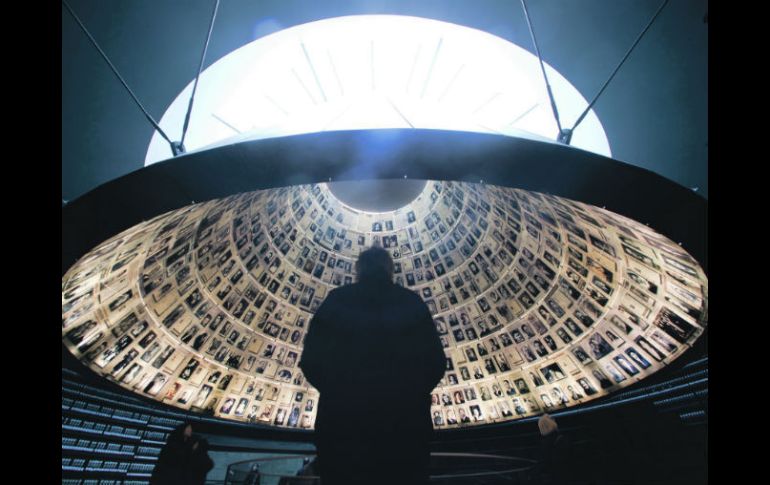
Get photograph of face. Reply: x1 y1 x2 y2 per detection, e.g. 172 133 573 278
220 398 236 415
464 348 479 362
531 318 548 335
564 319 584 337
433 410 444 426
460 367 471 381
458 407 470 424
470 404 483 422
500 379 515 396
143 373 167 396
77 331 105 357
604 363 626 383
273 407 288 426
65 320 99 346
541 363 567 384
446 409 458 425
108 290 133 313
573 308 594 328
551 387 568 406
543 335 558 351
609 316 633 336
176 387 194 405
634 336 666 362
567 385 583 401
650 331 679 354
500 401 513 417
510 398 526 415
521 345 536 362
571 346 592 364
653 307 697 344
662 254 698 277
532 339 549 357
625 347 652 369
514 378 531 394
257 404 274 422
164 382 182 400
488 337 501 352
246 405 260 422
529 371 545 388
472 342 487 357
613 355 640 377
578 377 597 396
592 369 614 389
484 358 498 374
488 384 501 398
588 333 613 360
287 406 301 427
189 385 212 409
500 333 513 347
556 328 572 344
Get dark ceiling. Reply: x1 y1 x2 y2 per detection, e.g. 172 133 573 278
62 0 708 201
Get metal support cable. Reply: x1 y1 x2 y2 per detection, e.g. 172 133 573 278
62 0 173 145
520 0 563 134
180 0 220 147
571 0 670 132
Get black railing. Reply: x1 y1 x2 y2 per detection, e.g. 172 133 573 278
224 453 537 485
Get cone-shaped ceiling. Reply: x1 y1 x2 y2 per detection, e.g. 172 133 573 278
63 180 707 429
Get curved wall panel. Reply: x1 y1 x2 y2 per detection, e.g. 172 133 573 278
62 181 707 430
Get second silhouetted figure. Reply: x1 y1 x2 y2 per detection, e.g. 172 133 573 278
299 246 446 485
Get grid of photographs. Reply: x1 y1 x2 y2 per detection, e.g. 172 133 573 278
62 181 708 430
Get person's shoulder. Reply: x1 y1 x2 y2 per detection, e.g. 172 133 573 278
320 284 359 302
390 283 422 299
327 284 355 299
391 284 428 306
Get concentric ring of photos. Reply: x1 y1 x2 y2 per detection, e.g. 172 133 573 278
62 181 708 429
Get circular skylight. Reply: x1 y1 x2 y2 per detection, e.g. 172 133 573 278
145 15 611 165
328 179 428 213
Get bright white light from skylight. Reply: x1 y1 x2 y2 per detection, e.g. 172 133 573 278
145 15 610 165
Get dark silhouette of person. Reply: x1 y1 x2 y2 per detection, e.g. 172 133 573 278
299 247 446 485
188 436 214 485
536 412 572 484
150 422 213 485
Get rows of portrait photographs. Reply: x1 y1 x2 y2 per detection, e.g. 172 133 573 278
63 180 708 429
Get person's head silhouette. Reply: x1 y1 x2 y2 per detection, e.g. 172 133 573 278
166 422 193 445
356 246 393 283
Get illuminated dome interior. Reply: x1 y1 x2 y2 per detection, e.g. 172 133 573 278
62 180 707 430
145 15 610 164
